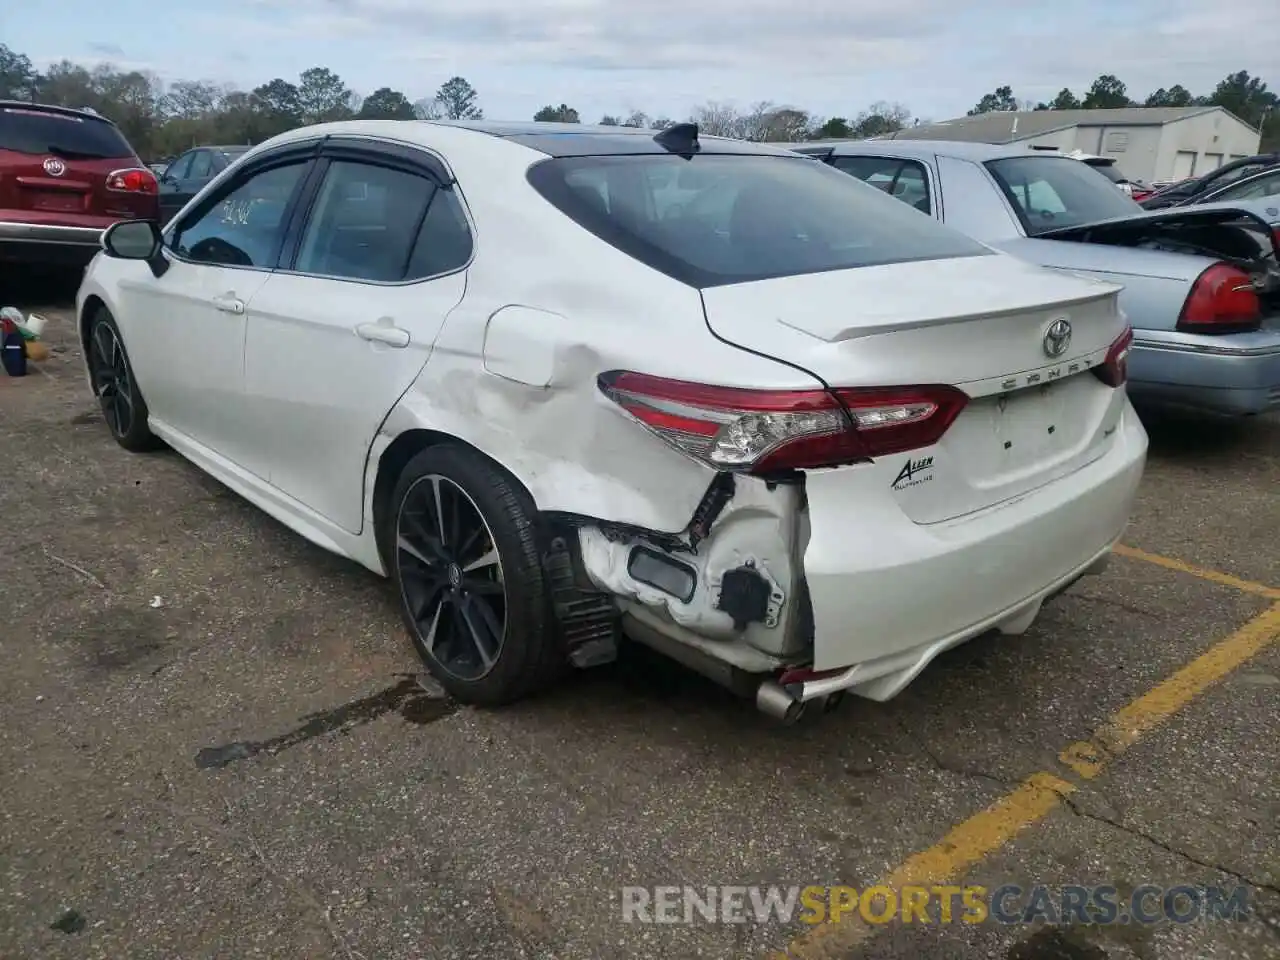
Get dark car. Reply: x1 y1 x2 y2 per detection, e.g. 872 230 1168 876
158 144 252 221
1139 153 1280 209
0 101 159 266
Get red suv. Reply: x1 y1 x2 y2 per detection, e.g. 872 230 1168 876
0 101 159 267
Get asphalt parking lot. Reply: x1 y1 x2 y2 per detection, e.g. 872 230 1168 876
1 271 1277 960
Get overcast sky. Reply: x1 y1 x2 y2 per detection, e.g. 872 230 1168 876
5 0 1277 124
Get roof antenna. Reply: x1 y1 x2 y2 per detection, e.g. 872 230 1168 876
654 122 700 156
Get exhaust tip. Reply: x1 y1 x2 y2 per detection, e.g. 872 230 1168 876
756 680 805 724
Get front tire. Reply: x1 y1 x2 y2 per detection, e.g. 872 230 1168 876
86 307 160 453
388 444 567 706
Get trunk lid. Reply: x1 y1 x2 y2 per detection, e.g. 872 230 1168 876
1037 205 1280 262
700 254 1130 522
0 105 154 224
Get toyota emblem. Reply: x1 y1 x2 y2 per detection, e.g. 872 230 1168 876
1043 317 1072 358
43 157 67 177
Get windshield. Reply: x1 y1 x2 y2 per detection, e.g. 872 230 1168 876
527 153 991 288
0 106 134 159
986 156 1141 235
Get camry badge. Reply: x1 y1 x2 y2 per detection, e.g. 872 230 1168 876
1043 317 1072 358
43 157 66 177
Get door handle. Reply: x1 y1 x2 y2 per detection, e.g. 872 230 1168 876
211 294 245 315
355 322 410 347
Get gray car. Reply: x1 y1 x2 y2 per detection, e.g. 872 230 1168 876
790 140 1280 417
1192 166 1280 206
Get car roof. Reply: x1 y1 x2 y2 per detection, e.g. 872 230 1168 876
0 99 119 125
256 118 805 160
781 139 1046 162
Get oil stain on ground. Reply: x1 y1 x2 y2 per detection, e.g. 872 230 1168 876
1008 926 1108 960
194 675 455 769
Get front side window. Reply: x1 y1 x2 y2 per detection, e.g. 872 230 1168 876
528 153 985 288
173 161 308 268
188 150 213 179
294 160 439 282
986 156 1139 235
165 152 195 181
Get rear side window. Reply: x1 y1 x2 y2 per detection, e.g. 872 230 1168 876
0 106 134 159
1215 170 1280 201
986 156 1139 235
831 156 932 214
527 154 987 288
1089 163 1125 184
294 159 472 282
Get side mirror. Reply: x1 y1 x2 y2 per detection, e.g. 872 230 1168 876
101 220 169 277
102 219 162 259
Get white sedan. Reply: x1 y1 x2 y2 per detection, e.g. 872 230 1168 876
77 119 1148 721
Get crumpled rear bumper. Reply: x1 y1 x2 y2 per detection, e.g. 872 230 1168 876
798 401 1148 697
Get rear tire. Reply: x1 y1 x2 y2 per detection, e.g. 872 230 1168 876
86 307 161 453
387 444 567 706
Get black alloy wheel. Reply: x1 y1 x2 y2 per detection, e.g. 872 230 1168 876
89 319 134 439
87 309 158 452
396 473 508 682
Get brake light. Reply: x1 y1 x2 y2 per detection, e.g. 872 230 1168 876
1177 263 1261 334
1093 327 1133 388
105 167 158 195
597 371 968 473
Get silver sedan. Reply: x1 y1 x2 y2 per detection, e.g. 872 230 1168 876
792 140 1280 417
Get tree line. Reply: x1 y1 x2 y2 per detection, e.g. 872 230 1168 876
968 72 1279 150
1 42 1275 159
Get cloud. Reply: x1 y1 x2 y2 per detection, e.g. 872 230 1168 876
242 0 984 72
14 0 1277 124
86 41 126 58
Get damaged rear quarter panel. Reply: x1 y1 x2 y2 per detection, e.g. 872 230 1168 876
376 153 824 535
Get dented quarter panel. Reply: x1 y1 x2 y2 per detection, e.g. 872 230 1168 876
374 133 823 534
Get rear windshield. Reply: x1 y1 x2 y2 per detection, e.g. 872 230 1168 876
527 153 992 288
1088 163 1125 184
0 106 134 160
986 156 1140 235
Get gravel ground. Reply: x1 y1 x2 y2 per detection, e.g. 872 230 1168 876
1 272 1277 960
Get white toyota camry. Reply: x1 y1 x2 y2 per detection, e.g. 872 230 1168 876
77 119 1148 720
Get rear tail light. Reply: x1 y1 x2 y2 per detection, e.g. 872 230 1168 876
597 371 968 473
105 167 158 195
1176 262 1261 334
1093 327 1133 388
1271 227 1280 256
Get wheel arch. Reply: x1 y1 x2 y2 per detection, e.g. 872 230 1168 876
370 427 540 573
78 293 108 354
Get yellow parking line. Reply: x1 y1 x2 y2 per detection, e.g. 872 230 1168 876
770 602 1280 960
1112 544 1280 600
1060 602 1280 779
